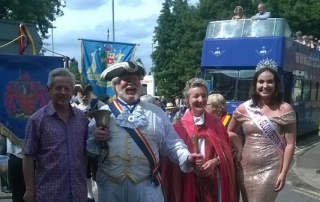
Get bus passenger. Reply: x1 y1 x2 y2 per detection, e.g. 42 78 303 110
302 35 310 46
232 6 246 20
295 31 304 43
227 59 296 202
252 3 271 20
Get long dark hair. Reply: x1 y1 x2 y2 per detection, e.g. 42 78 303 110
250 67 284 107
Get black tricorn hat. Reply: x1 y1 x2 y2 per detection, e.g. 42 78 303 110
74 83 93 93
100 60 146 81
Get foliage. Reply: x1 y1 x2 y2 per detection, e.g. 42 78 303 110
152 0 175 96
152 0 320 96
152 0 201 97
69 58 81 83
262 0 320 36
0 0 66 38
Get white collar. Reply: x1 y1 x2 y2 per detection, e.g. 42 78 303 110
193 113 205 125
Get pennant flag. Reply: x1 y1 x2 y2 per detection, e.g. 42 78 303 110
80 39 137 97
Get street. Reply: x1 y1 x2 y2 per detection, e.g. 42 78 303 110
276 133 320 202
1 133 320 202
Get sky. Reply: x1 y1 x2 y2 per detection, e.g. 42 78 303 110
44 0 198 73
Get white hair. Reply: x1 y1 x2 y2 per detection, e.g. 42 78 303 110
111 77 121 93
140 94 157 104
47 67 75 88
183 78 208 100
207 93 226 113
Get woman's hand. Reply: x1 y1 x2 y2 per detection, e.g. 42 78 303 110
199 158 219 177
274 172 287 192
235 147 243 169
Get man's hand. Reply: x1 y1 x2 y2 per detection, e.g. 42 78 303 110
187 153 203 167
23 189 35 202
94 127 110 142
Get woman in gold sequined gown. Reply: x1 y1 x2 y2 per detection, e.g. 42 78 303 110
227 59 297 202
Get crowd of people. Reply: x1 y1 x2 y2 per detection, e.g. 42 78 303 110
294 31 320 50
0 57 297 202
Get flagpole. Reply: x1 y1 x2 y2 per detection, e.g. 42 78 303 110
112 0 115 41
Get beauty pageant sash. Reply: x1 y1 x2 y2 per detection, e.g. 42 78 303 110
243 100 286 153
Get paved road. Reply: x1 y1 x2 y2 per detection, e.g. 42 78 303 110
277 170 320 201
2 133 320 202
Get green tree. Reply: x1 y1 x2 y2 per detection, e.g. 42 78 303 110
170 3 203 95
69 57 81 82
152 0 175 96
153 0 203 97
261 0 320 36
0 0 66 38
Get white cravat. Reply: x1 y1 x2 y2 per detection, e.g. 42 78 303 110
193 113 205 157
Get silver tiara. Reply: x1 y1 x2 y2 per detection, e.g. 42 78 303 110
255 58 278 72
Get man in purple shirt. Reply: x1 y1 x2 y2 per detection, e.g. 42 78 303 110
23 68 88 202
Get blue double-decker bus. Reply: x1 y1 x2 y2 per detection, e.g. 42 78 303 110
201 18 320 136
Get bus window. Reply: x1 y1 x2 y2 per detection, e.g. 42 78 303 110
237 70 255 101
302 80 311 101
310 81 317 101
205 70 237 100
292 79 302 102
237 80 252 101
317 83 320 100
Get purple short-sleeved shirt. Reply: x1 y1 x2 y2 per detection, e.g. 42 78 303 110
24 101 88 202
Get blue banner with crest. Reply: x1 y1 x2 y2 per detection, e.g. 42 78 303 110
80 39 137 97
0 55 64 146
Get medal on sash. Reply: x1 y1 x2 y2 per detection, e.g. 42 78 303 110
127 115 135 123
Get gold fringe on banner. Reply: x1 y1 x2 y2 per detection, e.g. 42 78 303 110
0 123 24 148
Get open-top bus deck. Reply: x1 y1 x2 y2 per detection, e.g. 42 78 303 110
201 18 320 136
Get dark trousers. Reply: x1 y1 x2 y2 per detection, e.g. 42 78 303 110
8 154 26 202
86 156 98 181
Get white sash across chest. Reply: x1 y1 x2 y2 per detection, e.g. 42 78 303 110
243 100 286 153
